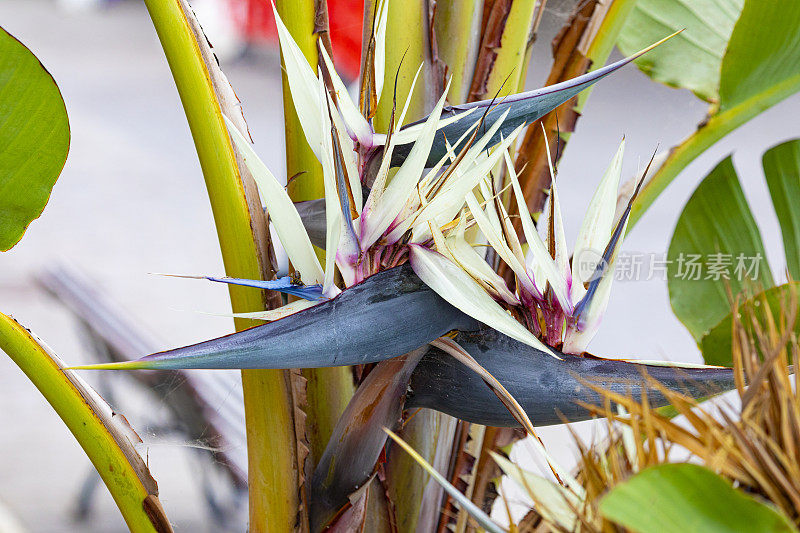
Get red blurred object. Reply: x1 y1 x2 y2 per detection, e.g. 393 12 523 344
231 0 364 81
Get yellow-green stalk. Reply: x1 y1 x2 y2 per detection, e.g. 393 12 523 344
0 313 169 533
434 0 484 103
373 0 430 131
274 0 355 471
468 0 538 102
141 1 298 530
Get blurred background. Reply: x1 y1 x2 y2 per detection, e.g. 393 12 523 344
0 0 798 531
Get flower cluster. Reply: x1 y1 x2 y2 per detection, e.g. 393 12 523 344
206 4 648 358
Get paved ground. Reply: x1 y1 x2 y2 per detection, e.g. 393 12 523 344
0 0 798 531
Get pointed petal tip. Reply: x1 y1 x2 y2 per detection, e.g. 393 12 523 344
65 361 149 371
631 29 683 60
148 272 204 280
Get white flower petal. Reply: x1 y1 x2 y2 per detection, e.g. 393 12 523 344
505 150 570 310
465 192 537 297
409 244 556 357
362 63 423 209
224 115 324 284
361 78 450 248
446 217 519 305
373 0 388 101
571 139 624 302
409 120 522 243
327 96 363 215
318 44 373 147
562 216 628 354
272 4 324 160
386 107 478 146
540 131 571 299
318 81 343 296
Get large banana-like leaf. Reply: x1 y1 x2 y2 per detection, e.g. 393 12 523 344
667 156 773 342
628 0 800 227
700 283 800 367
0 27 69 251
600 464 796 533
764 140 800 280
668 140 800 365
407 328 735 427
618 0 743 102
388 38 674 168
74 265 477 370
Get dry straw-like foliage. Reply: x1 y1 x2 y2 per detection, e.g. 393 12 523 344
516 286 800 532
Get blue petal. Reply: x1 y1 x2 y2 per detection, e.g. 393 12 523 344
204 276 326 301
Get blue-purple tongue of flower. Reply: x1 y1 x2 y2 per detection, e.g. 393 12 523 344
199 275 326 301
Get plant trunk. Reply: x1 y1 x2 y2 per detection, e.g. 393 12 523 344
275 0 357 512
141 1 302 531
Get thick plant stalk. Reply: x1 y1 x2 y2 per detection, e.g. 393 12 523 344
513 0 637 217
432 0 485 104
276 1 326 203
373 0 430 131
0 314 171 533
386 410 459 532
374 4 451 526
140 1 298 530
274 0 356 477
467 0 538 103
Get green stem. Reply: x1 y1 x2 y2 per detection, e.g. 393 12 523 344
0 314 169 533
576 0 638 113
140 1 298 531
630 73 800 229
378 4 458 529
276 1 325 202
274 0 355 472
468 0 537 102
387 410 459 532
433 0 484 103
374 0 430 130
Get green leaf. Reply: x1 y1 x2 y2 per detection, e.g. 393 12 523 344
0 27 69 251
617 0 743 102
629 0 800 230
763 139 800 280
667 156 773 342
700 282 800 367
718 0 800 112
600 463 797 533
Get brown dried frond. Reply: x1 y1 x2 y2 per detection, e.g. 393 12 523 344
524 285 800 531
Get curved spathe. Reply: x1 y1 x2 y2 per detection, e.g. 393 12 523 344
408 327 736 426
